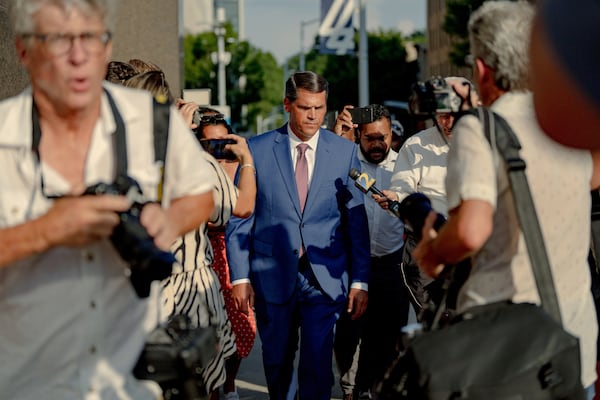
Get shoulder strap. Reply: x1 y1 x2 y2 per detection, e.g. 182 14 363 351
476 107 563 325
152 99 171 203
103 89 128 178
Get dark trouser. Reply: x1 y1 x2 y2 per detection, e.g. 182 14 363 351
401 231 471 325
400 232 435 314
256 256 345 400
334 247 410 394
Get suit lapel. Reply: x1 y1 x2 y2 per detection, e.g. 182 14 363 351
273 126 303 217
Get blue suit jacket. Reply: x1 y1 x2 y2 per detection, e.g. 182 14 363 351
226 125 371 304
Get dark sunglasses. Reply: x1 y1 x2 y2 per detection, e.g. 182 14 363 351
199 113 225 125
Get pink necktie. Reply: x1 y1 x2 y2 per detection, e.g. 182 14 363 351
295 143 309 212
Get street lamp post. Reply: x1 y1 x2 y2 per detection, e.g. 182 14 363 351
300 18 320 71
212 7 231 106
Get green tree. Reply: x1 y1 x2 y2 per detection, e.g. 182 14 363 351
443 0 535 67
298 30 421 113
443 0 485 67
183 25 283 133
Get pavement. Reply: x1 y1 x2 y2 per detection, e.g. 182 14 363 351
232 307 417 400
233 336 344 400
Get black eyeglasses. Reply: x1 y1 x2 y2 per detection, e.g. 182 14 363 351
199 113 225 125
21 31 112 56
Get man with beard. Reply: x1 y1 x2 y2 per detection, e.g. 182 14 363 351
332 104 408 399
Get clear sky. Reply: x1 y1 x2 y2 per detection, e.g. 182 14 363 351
243 0 427 64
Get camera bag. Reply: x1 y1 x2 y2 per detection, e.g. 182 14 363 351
374 107 585 400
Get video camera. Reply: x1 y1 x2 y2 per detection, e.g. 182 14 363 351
83 175 176 298
409 76 464 118
134 315 219 400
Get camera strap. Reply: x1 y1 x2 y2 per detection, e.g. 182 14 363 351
104 89 129 178
32 89 170 203
31 89 128 179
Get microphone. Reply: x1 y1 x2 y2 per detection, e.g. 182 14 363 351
348 168 446 237
349 168 402 219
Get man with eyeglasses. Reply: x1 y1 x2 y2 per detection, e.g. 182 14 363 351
0 1 216 399
332 104 408 400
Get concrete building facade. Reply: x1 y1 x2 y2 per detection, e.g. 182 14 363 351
0 0 181 100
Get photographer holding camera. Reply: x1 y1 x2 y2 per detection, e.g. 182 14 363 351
0 1 216 398
375 76 478 316
413 2 600 397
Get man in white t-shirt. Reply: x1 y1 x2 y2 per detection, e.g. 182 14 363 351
413 2 600 397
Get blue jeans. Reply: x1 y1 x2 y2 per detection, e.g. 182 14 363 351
586 384 595 400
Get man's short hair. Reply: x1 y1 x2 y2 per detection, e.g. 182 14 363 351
285 71 329 102
468 1 534 91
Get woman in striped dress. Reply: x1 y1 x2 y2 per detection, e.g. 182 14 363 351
162 106 257 399
106 61 256 398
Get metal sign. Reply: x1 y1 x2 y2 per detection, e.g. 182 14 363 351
319 0 355 55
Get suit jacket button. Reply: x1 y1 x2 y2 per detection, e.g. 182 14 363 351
293 249 299 255
301 223 305 228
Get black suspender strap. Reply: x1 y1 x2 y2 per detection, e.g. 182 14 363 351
104 89 129 178
32 90 170 202
31 89 128 180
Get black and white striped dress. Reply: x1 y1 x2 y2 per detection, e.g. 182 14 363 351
161 152 238 393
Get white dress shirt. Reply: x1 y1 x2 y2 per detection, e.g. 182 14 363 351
358 149 405 257
390 126 450 216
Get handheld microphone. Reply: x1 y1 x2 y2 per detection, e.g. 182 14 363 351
348 168 446 237
349 168 402 219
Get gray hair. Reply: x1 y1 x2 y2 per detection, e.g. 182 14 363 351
285 71 329 103
468 1 534 91
9 0 113 35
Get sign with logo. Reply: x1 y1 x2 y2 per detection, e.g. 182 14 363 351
319 0 355 55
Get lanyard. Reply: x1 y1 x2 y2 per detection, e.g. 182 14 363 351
31 89 129 193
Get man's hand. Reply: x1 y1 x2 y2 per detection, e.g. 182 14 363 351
332 105 358 142
139 203 179 251
231 282 255 315
412 211 445 278
40 195 130 247
176 99 200 130
372 189 398 210
347 288 368 320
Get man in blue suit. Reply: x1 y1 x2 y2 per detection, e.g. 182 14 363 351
226 71 371 400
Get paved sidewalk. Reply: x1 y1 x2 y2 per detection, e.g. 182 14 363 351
234 337 344 400
233 306 417 399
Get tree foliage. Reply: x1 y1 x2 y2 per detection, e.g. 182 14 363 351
443 0 535 67
295 29 421 114
443 0 485 67
183 24 283 133
183 26 422 134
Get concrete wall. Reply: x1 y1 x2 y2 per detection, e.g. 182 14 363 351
0 0 29 100
111 1 182 98
0 0 181 101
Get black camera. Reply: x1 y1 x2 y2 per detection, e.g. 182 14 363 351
133 315 219 400
349 106 375 124
83 175 176 298
199 138 237 160
397 192 446 240
409 76 463 118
